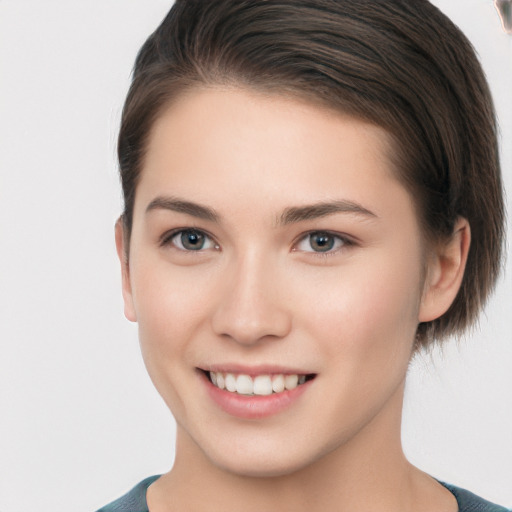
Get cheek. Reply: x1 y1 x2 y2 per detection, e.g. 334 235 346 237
130 261 220 419
131 260 215 367
298 255 422 366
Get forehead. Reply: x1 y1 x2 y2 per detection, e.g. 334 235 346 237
136 86 415 227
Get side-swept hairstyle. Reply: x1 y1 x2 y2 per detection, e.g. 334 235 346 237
118 0 505 348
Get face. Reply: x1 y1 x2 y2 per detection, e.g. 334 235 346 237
119 87 437 477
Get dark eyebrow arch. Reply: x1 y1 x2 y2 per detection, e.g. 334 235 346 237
278 200 377 226
146 196 219 222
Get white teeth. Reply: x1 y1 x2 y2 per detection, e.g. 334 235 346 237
236 374 253 395
209 371 309 395
253 375 273 395
284 374 299 390
272 374 285 393
225 373 236 392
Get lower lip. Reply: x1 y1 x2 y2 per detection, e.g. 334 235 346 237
202 373 312 419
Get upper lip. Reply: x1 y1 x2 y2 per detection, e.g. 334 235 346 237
198 364 314 376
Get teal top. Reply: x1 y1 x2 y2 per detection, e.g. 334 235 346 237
96 475 511 512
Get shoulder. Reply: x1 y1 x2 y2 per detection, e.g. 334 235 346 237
95 475 160 512
95 476 511 512
439 481 511 512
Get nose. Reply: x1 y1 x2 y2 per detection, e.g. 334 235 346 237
211 251 292 346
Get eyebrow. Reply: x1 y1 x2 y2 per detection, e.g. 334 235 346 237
278 200 377 226
145 196 376 225
146 196 220 222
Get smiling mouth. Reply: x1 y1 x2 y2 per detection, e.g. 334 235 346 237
204 371 316 396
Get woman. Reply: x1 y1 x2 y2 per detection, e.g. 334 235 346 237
98 1 508 510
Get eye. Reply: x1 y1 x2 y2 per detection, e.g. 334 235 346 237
163 229 218 251
294 231 349 253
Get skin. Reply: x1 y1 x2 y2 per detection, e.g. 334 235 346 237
116 87 470 511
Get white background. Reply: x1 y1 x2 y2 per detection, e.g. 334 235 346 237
0 1 511 510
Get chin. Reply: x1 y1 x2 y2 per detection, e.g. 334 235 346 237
214 455 308 479
201 437 327 479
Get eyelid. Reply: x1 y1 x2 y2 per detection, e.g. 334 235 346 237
292 230 355 254
159 227 219 251
158 228 354 254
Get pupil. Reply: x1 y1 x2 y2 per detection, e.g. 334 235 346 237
181 231 204 250
311 233 334 252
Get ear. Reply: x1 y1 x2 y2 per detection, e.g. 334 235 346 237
115 218 137 322
419 217 471 322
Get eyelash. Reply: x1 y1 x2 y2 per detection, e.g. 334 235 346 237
160 228 354 256
293 231 354 256
159 228 219 252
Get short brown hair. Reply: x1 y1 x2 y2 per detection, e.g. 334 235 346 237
118 0 505 347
